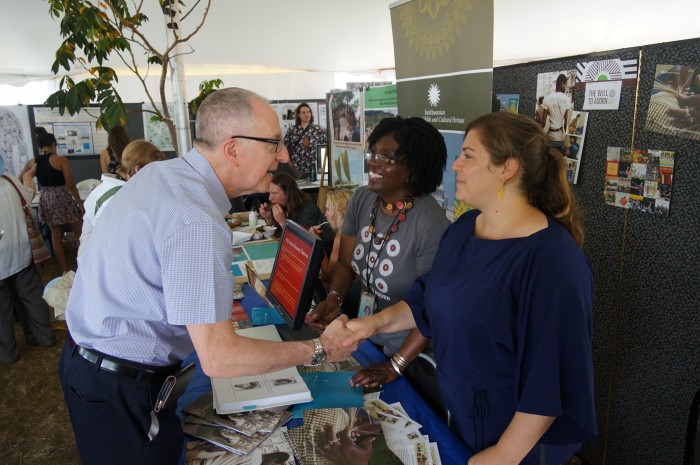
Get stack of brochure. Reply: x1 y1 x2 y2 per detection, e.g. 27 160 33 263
368 399 442 465
182 393 292 458
211 325 312 414
184 426 296 465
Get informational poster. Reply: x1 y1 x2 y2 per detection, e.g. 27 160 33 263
364 84 398 147
583 81 622 110
390 0 493 220
562 110 589 184
0 106 34 175
496 94 520 113
33 106 108 156
575 58 638 89
142 102 175 152
328 89 364 190
604 147 674 216
645 64 700 142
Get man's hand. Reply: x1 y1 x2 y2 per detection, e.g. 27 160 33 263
320 315 358 362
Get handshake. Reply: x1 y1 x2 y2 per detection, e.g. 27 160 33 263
315 314 377 363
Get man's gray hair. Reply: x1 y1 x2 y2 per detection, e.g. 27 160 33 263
194 87 268 149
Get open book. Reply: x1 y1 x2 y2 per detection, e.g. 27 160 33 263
211 325 312 414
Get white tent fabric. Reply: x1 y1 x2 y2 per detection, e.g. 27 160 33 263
1 0 699 103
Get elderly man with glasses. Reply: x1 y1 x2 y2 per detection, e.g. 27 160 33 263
59 88 357 465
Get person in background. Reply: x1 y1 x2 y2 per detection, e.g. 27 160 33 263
0 157 56 364
534 96 546 126
259 172 329 231
308 116 450 389
78 140 165 264
310 189 353 289
542 74 572 142
59 87 357 465
100 125 131 177
343 111 596 464
283 103 327 178
32 132 83 274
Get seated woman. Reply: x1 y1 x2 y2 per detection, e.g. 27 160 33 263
100 125 131 177
307 116 450 389
259 172 327 230
310 188 353 288
78 140 165 264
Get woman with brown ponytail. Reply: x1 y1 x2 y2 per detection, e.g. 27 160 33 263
345 111 596 465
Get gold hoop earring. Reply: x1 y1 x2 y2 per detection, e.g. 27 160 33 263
497 180 506 200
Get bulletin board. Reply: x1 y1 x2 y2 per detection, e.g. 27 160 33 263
493 38 700 465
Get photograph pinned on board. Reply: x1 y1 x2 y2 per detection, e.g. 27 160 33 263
534 70 576 142
331 148 363 190
329 90 363 144
562 110 589 184
604 147 674 217
496 94 520 113
645 64 700 141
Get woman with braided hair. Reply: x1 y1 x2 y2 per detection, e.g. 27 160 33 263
308 116 450 390
345 111 596 464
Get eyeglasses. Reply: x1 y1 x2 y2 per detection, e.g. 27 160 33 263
231 135 283 153
364 150 401 165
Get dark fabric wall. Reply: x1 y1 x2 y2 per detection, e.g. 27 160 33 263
494 39 700 465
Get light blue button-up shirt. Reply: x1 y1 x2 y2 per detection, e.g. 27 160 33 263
66 149 233 365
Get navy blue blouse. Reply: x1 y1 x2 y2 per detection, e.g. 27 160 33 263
406 209 596 464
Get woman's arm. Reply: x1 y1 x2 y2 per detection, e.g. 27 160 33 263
59 157 84 214
468 412 555 465
307 233 357 332
350 328 429 388
20 160 37 198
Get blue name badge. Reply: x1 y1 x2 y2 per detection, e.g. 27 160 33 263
250 307 285 326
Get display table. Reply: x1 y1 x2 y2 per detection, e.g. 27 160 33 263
176 284 471 464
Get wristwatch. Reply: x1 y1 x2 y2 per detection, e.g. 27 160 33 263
309 338 327 366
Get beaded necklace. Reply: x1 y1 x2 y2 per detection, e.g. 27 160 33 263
363 195 416 295
368 196 415 245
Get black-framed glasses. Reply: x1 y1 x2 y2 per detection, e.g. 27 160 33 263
231 135 283 153
364 150 400 165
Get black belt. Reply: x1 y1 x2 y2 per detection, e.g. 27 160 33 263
548 127 562 132
68 337 180 382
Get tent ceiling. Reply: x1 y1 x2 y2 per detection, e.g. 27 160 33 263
1 0 699 87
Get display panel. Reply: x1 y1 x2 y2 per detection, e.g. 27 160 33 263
265 220 324 330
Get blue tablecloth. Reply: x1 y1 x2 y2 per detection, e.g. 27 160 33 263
177 283 471 464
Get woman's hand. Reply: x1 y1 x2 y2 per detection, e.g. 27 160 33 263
259 203 272 222
307 298 341 332
309 225 323 238
271 203 287 226
350 361 399 388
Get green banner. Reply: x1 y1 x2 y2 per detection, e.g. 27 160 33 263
390 0 493 218
364 85 397 110
397 73 492 132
